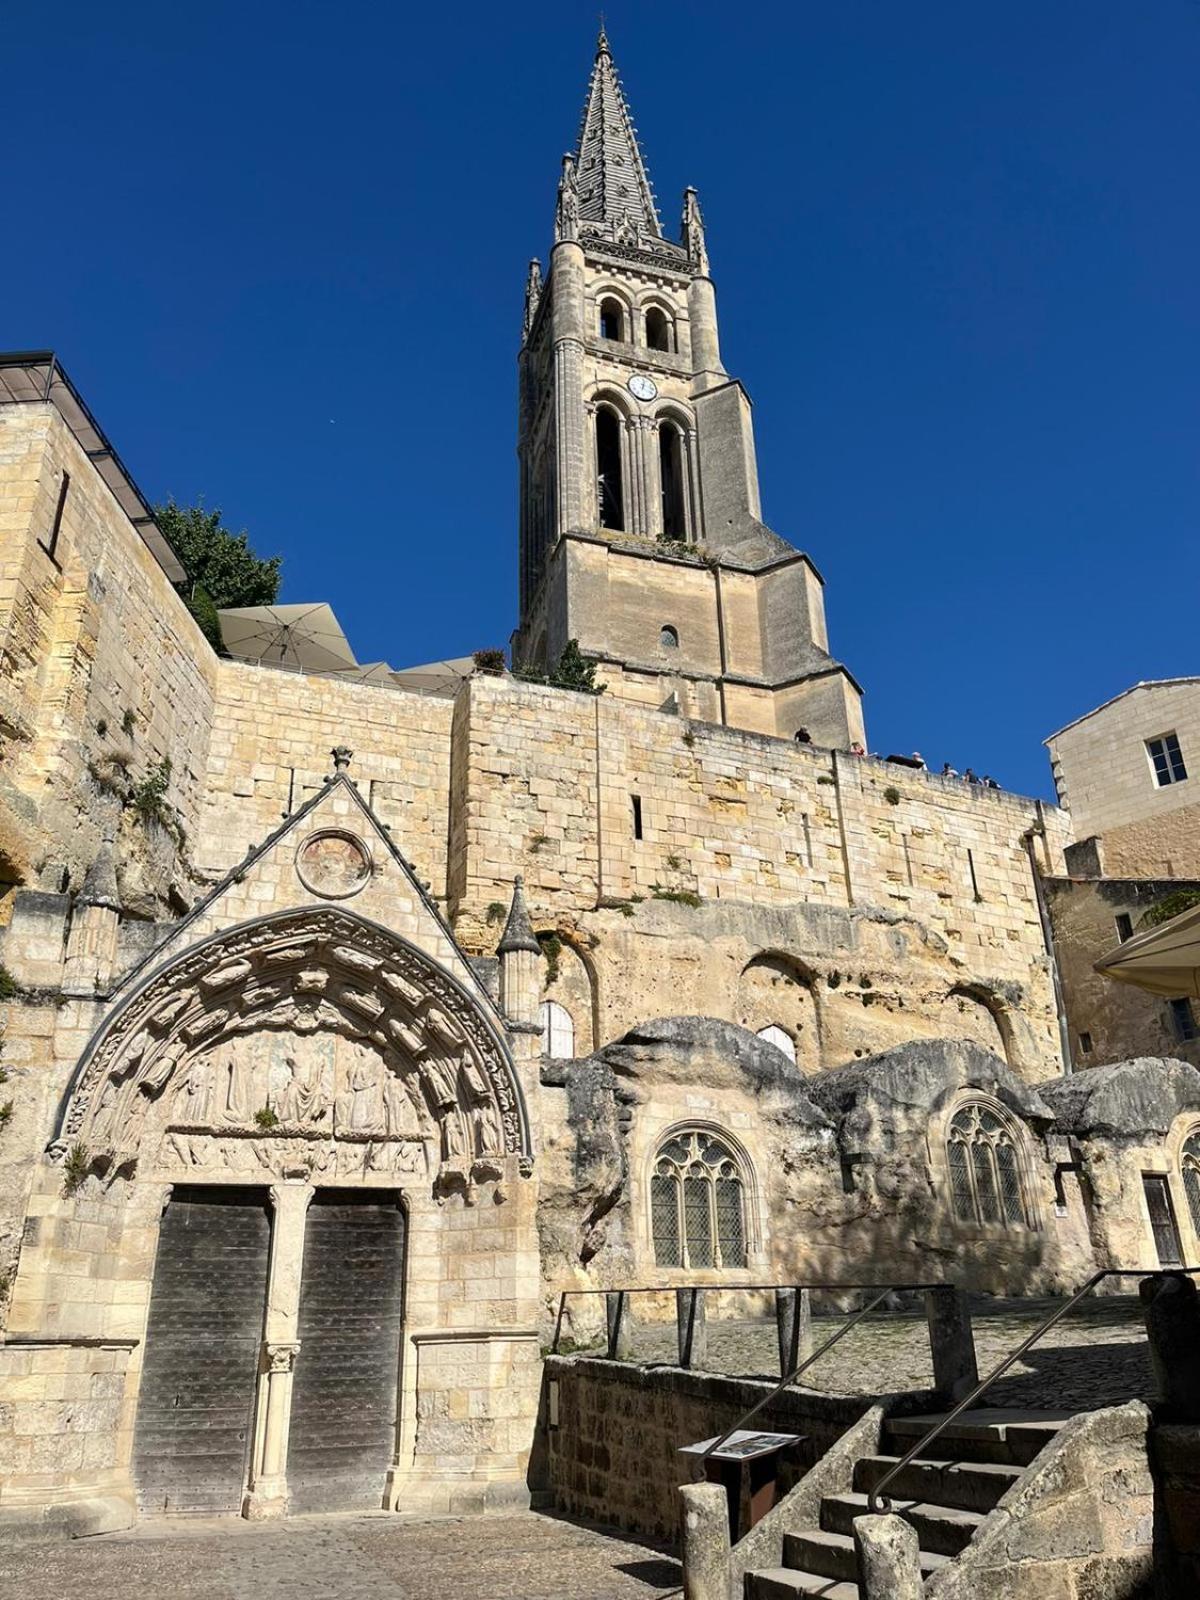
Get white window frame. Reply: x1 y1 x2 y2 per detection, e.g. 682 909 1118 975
1146 731 1188 788
539 999 576 1059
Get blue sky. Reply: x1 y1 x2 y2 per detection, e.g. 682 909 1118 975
5 2 1198 798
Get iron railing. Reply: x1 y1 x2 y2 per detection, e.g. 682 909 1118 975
866 1266 1200 1513
689 1282 943 1479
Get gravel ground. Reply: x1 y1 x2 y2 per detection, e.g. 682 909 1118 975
569 1295 1153 1413
0 1510 682 1600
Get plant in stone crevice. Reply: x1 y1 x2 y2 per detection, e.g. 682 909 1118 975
62 1142 90 1196
254 1105 279 1130
0 966 17 1001
883 786 901 806
529 833 549 853
538 931 563 986
485 902 507 926
132 757 173 826
121 708 137 736
649 884 702 908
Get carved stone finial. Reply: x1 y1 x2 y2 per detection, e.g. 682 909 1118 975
682 186 709 275
523 258 543 340
498 876 540 956
331 745 353 773
79 830 122 912
596 22 610 57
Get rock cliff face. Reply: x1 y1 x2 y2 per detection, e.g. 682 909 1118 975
534 1028 1102 1324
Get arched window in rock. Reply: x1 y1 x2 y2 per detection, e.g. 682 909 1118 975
599 298 625 341
756 1024 796 1065
539 999 575 1060
645 306 672 352
596 407 624 530
651 1129 748 1269
1181 1129 1200 1239
659 422 687 541
946 1101 1031 1229
660 624 679 649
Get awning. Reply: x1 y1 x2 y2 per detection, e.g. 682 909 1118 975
1095 902 1200 998
388 656 475 697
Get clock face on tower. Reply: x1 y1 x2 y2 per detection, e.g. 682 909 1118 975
627 374 658 402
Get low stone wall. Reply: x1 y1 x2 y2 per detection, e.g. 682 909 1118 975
538 1354 920 1542
1152 1424 1200 1595
0 1337 136 1541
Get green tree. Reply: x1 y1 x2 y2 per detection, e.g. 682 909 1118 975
548 639 606 695
155 500 281 650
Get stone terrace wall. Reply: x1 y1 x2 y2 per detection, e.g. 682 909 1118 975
538 1354 905 1542
0 404 218 916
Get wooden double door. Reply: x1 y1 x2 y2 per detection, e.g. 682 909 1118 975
133 1186 406 1515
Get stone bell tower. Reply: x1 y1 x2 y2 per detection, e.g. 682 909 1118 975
513 29 865 748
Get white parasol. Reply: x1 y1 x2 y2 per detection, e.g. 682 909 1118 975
217 604 359 675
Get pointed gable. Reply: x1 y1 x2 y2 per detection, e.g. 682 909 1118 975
108 770 497 1020
574 28 661 240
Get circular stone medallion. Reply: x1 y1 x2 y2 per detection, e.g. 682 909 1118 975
296 829 372 899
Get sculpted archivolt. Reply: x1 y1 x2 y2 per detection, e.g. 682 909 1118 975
58 907 528 1185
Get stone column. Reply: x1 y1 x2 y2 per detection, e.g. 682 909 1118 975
680 1481 731 1600
243 1182 312 1519
687 275 725 390
925 1287 978 1402
853 1513 923 1600
550 238 587 536
684 427 703 543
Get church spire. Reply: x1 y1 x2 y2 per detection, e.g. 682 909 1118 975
573 27 661 241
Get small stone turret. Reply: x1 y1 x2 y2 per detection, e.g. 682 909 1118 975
62 829 122 996
498 876 542 1030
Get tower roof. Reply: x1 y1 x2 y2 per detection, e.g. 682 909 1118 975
574 28 661 240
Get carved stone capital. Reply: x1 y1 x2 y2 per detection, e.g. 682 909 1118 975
264 1340 301 1374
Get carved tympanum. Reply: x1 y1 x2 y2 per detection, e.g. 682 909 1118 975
59 907 529 1181
296 830 372 899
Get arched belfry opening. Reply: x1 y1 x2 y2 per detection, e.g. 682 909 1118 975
599 297 624 341
596 407 625 530
645 306 672 351
659 422 686 540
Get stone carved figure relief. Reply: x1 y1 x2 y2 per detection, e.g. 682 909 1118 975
295 830 372 900
555 152 580 243
58 908 530 1189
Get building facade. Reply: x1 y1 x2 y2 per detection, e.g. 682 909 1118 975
1044 681 1200 1069
2 31 1199 1539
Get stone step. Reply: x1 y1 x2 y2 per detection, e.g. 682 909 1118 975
820 1490 984 1556
783 1529 950 1584
744 1567 860 1599
853 1454 1021 1514
884 1409 1069 1467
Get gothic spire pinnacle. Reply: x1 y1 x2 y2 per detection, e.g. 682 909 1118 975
498 875 541 956
572 27 661 241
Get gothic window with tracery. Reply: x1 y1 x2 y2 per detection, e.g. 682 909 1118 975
651 1129 748 1269
1181 1129 1200 1239
946 1101 1031 1228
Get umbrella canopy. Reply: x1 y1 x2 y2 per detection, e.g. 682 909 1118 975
1095 901 1200 998
218 604 358 675
388 656 475 698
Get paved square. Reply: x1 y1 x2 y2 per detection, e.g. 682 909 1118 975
0 1511 682 1600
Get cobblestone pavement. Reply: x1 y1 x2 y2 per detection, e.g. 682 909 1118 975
0 1510 682 1600
578 1296 1152 1413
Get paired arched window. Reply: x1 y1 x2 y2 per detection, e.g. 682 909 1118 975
756 1024 796 1065
651 1129 748 1269
599 298 625 341
645 306 672 352
1181 1129 1200 1238
539 999 575 1059
946 1101 1031 1228
659 422 687 540
595 407 624 530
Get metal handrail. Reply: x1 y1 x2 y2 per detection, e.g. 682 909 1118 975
866 1265 1200 1513
548 1281 941 1356
691 1282 943 1478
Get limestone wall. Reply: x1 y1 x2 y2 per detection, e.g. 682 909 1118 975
195 662 455 895
0 404 218 917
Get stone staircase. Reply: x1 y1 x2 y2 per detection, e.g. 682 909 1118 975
745 1409 1069 1597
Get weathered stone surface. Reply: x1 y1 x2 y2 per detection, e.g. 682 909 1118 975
1040 1057 1200 1139
853 1512 922 1600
